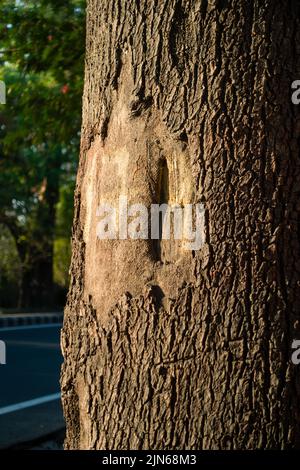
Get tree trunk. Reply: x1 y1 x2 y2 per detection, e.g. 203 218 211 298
17 175 59 309
18 244 54 309
61 0 300 449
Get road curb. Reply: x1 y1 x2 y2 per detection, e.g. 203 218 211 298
0 313 63 328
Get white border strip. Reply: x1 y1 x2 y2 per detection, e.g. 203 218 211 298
0 393 61 416
0 323 62 333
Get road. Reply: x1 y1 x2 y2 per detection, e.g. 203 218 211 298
0 323 64 448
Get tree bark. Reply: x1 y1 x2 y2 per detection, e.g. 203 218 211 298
61 0 300 449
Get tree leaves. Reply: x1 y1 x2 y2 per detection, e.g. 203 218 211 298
0 0 85 305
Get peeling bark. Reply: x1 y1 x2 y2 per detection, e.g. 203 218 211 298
61 0 300 449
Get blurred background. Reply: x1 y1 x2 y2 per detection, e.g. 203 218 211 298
0 0 85 449
0 0 85 312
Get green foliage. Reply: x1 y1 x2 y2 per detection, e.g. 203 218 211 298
0 0 85 307
54 237 72 288
54 180 76 288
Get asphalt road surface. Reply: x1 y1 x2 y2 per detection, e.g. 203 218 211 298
0 323 64 448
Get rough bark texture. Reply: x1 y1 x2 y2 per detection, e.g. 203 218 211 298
61 0 300 449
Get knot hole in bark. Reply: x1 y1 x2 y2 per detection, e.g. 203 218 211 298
152 158 170 262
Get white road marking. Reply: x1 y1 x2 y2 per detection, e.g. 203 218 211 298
0 323 62 333
0 393 61 416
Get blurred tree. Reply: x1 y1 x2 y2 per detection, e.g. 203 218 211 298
0 0 85 308
0 224 21 309
54 180 75 290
